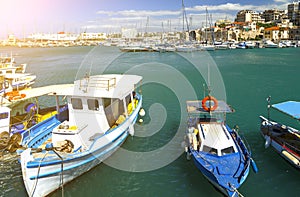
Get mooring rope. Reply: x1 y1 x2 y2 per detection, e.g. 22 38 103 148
30 151 48 197
230 184 244 197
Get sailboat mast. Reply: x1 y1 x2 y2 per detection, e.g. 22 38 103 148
182 0 185 33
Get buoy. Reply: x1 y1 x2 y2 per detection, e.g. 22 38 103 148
265 135 271 149
139 119 143 123
186 152 191 160
139 108 145 117
250 158 258 173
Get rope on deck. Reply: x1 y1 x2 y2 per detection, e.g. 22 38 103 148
230 184 244 197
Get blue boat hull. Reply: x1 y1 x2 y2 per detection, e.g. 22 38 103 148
187 126 252 197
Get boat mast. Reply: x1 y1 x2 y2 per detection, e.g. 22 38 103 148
181 0 190 40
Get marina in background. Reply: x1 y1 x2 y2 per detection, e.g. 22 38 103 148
1 2 300 50
0 45 299 197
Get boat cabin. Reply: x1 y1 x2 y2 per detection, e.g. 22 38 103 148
51 74 142 151
186 100 238 156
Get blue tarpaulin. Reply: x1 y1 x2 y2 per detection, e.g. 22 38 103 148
272 101 300 120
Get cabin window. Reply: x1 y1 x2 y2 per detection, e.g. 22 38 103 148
71 98 83 110
0 112 9 120
102 98 111 108
104 98 125 127
221 146 234 155
87 99 99 111
125 94 131 105
202 145 218 155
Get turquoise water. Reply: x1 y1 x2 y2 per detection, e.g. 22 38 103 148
0 46 300 197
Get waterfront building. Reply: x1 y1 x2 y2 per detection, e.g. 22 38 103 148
264 26 289 41
288 1 300 26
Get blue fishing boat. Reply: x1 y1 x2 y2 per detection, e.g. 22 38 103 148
0 84 70 153
185 95 257 196
20 74 144 197
260 97 300 168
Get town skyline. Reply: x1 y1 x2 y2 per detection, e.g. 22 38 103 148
0 0 296 39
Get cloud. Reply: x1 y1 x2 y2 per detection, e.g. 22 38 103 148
188 2 287 12
273 0 290 3
88 1 291 33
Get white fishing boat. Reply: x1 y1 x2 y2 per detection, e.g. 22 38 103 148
20 74 144 197
175 44 197 52
214 43 228 50
263 40 278 48
245 41 255 49
236 42 246 49
0 53 27 74
0 73 36 94
200 44 216 51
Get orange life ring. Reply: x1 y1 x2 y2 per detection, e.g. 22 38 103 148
202 96 218 111
8 92 26 101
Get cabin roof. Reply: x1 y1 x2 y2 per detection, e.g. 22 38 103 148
55 74 142 99
3 73 35 79
0 84 73 106
272 101 300 120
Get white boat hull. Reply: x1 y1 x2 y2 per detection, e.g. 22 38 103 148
21 129 129 197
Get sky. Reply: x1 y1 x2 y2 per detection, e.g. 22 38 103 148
0 0 295 39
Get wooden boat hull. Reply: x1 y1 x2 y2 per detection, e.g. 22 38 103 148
259 116 300 169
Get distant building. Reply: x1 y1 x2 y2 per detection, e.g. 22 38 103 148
236 10 264 23
264 26 289 41
28 32 79 41
288 1 300 26
79 32 107 40
215 19 232 27
289 27 300 40
261 9 286 23
7 34 17 45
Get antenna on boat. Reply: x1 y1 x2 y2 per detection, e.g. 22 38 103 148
267 96 271 134
207 63 211 96
88 61 93 77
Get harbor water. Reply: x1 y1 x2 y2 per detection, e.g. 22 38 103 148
0 46 300 197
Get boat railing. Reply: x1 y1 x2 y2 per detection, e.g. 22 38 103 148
231 129 251 179
80 76 116 91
